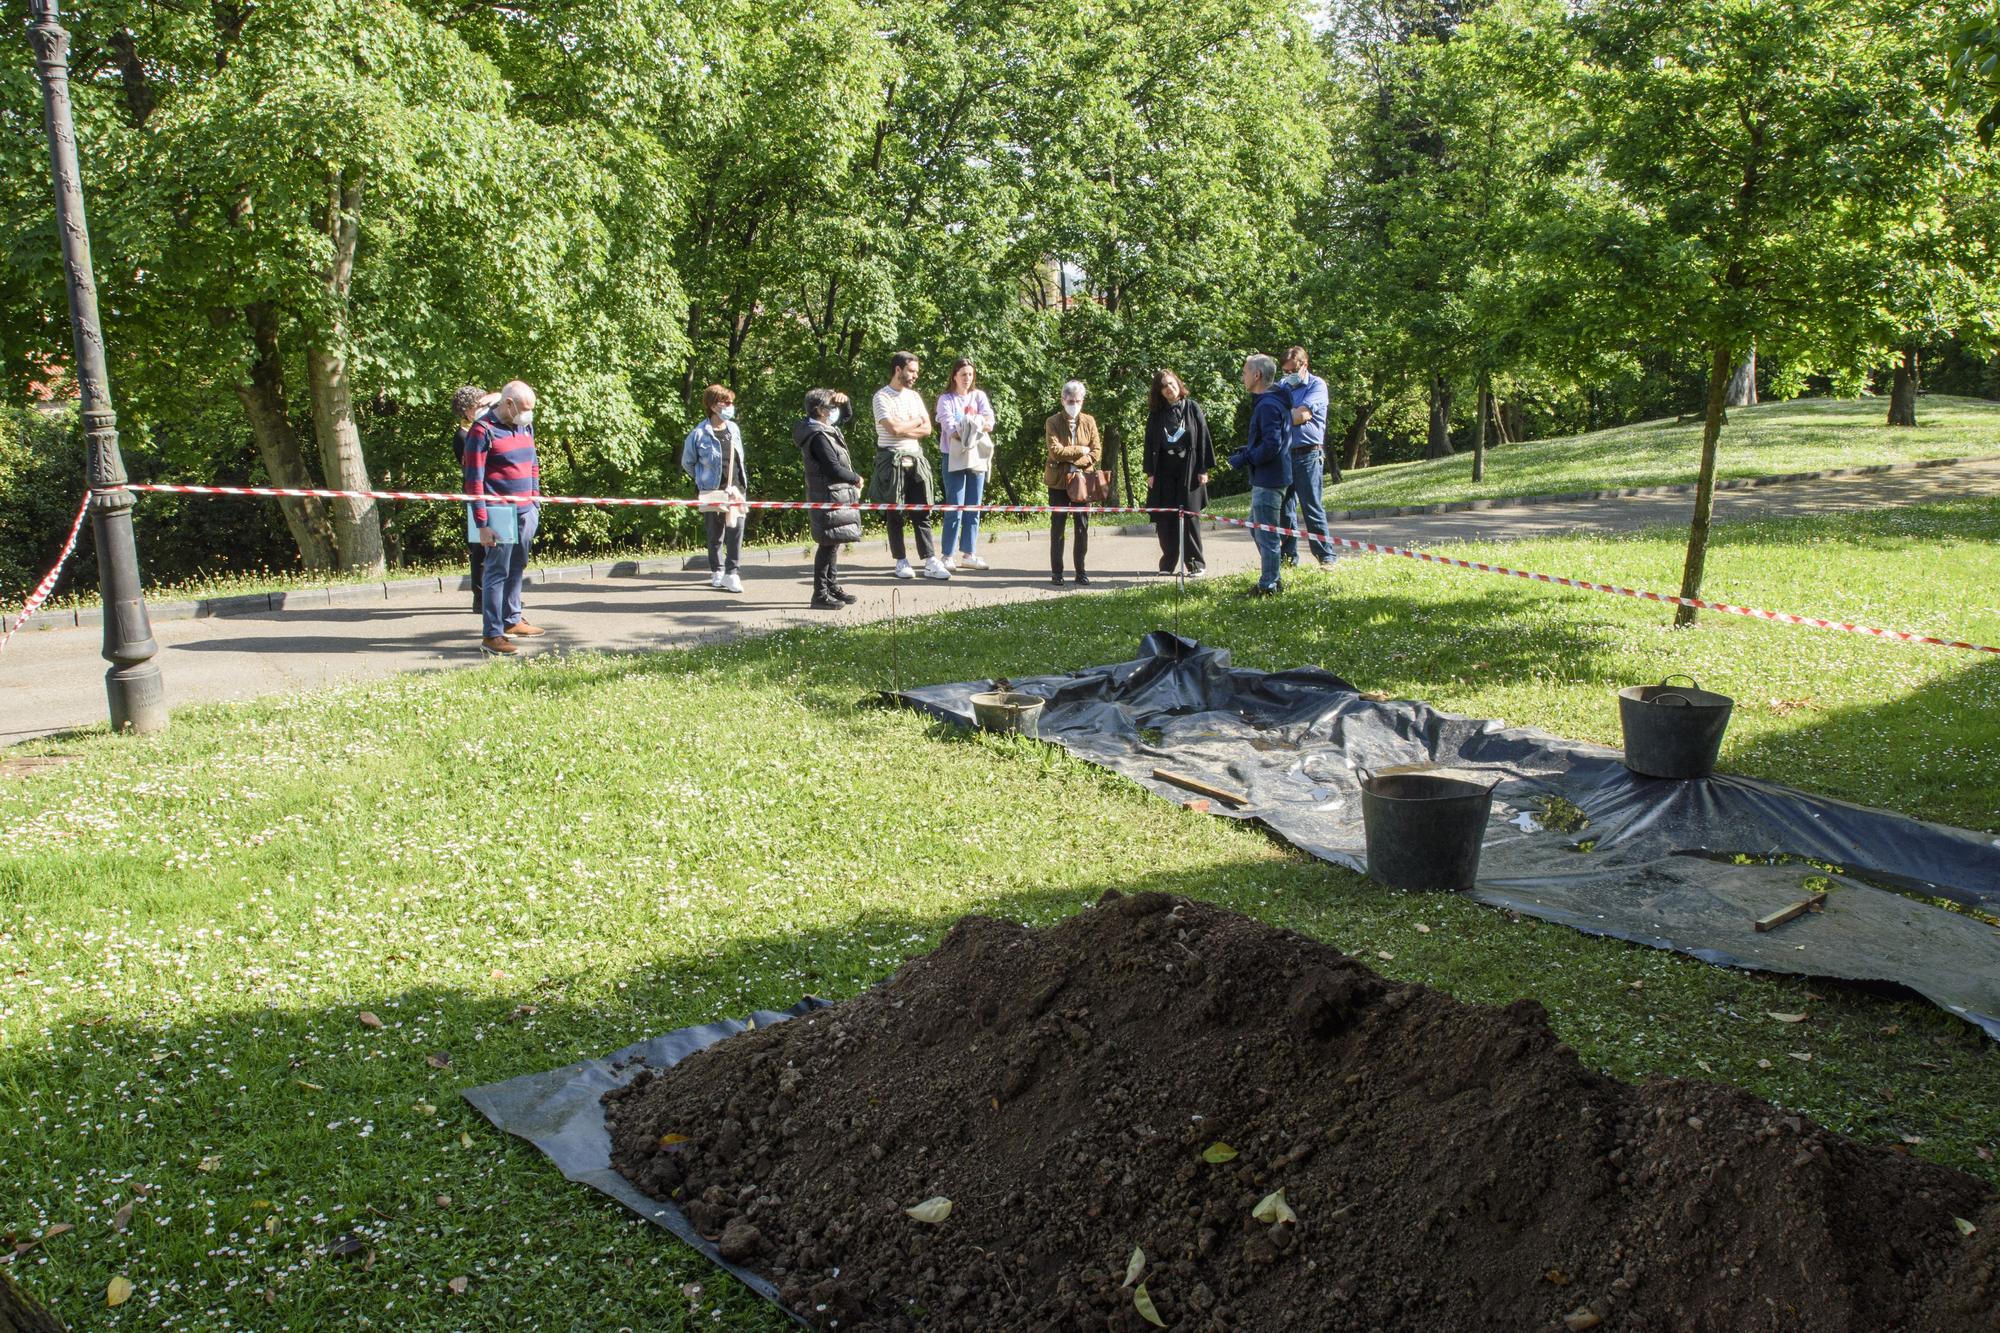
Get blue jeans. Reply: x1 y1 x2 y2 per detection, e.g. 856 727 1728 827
940 467 986 555
1249 486 1285 590
1279 448 1333 562
480 502 540 640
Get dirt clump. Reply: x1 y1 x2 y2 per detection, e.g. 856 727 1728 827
603 892 1995 1331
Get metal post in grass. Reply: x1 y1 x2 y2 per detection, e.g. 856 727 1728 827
27 0 165 734
889 587 901 695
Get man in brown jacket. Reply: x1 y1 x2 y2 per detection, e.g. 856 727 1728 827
1044 379 1100 585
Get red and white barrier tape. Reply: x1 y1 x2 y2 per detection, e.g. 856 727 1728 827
8 482 1992 658
119 481 1159 517
0 490 92 652
1208 512 2000 655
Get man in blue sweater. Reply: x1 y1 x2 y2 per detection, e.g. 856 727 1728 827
1228 354 1293 597
1277 345 1336 567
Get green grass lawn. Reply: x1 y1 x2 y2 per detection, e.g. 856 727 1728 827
2 496 1997 1329
1214 393 2000 515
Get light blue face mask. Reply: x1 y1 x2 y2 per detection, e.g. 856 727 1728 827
719 405 736 422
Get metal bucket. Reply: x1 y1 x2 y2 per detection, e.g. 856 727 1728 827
1619 674 1733 779
1359 769 1499 893
969 691 1044 738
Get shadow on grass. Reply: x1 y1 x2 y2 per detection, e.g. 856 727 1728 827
1726 656 2000 835
6 854 1997 1331
487 577 1630 719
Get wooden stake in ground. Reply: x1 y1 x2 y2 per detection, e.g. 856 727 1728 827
1753 891 1828 933
1151 768 1249 807
1 1269 67 1333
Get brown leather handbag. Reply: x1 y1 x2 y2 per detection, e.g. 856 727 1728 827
1066 468 1110 504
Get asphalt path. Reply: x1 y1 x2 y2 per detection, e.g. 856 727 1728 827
5 459 1996 745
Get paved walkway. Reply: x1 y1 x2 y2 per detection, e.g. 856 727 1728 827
6 459 1997 744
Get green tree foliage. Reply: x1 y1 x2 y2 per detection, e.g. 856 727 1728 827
5 0 2000 606
1563 0 1972 623
3 0 696 571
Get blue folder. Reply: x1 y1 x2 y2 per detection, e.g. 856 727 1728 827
466 500 522 544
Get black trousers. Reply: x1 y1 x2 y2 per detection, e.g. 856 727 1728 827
885 473 937 564
813 542 841 598
468 543 486 613
1049 488 1089 574
705 511 743 574
886 512 935 562
1153 506 1204 571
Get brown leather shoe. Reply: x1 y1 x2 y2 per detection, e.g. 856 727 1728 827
505 621 547 638
481 636 518 654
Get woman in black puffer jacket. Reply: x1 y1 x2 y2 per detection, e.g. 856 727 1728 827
795 388 863 609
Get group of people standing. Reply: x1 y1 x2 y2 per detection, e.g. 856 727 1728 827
1230 345 1336 596
783 347 1332 606
452 344 1339 647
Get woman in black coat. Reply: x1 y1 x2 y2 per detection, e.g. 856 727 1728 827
795 388 863 609
1142 368 1215 575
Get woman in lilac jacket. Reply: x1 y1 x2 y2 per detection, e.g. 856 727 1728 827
934 358 996 571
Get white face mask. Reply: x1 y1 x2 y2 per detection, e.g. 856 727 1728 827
1063 401 1081 419
516 409 535 427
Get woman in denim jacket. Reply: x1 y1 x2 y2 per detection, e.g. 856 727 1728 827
680 383 750 593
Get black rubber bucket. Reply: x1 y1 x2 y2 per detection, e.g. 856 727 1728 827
1359 769 1499 893
1619 674 1733 779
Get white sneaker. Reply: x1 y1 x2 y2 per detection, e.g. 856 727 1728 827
922 557 953 581
894 559 916 580
723 572 743 594
708 570 725 589
961 553 989 570
943 555 960 572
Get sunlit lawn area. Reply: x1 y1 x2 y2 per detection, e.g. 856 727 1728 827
2 496 1996 1329
1214 394 2000 515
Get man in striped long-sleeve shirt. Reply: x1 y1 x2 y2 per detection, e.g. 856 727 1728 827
464 380 546 653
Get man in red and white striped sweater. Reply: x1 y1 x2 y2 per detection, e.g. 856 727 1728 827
463 380 546 654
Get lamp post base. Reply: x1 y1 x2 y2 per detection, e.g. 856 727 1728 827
106 663 167 734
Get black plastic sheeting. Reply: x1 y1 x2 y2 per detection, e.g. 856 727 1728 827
898 633 2000 1038
463 998 829 1321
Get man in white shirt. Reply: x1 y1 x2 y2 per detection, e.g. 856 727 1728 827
870 351 951 580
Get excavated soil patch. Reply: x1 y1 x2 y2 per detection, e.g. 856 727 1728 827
604 893 1998 1331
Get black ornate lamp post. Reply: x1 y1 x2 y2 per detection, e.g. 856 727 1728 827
27 0 165 733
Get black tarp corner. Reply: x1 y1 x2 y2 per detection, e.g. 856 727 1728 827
898 633 2000 1038
462 998 831 1321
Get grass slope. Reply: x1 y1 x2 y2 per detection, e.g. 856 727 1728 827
1216 394 2000 514
2 498 1997 1330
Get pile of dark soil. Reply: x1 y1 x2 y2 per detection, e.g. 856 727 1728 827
604 893 1999 1331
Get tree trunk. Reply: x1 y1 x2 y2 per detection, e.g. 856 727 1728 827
305 172 385 574
1424 374 1454 458
1108 418 1133 509
235 303 337 570
1472 373 1491 483
1887 346 1918 427
1339 402 1375 472
1725 343 1757 408
0 1269 66 1333
1673 344 1734 628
